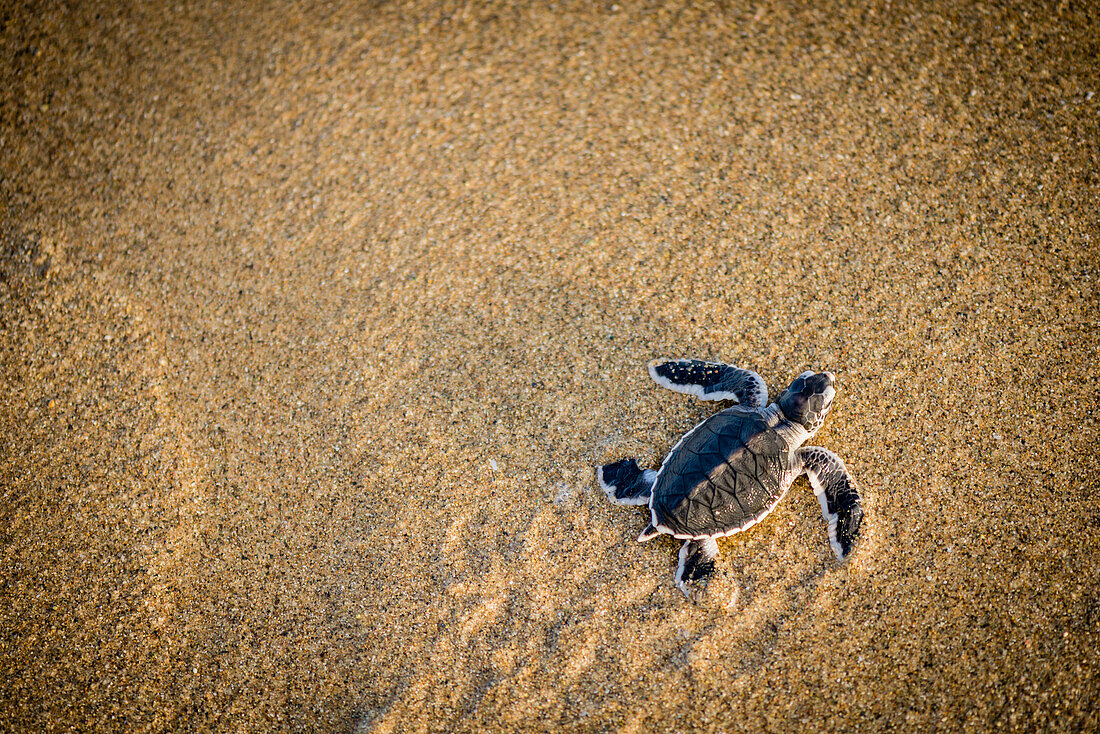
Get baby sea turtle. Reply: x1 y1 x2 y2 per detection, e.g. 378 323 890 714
597 359 864 599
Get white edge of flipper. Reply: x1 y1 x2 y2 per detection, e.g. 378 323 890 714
807 471 847 561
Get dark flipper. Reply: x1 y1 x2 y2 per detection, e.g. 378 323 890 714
648 358 768 407
596 458 656 506
675 538 720 600
798 447 863 560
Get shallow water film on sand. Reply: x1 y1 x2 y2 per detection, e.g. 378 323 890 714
2 1 1097 731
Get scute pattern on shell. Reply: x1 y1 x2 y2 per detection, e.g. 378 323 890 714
651 408 787 537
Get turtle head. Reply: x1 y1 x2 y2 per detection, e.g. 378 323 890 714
778 371 836 435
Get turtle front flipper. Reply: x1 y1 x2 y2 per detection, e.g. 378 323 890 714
596 458 655 506
648 358 768 407
675 538 720 601
797 447 863 561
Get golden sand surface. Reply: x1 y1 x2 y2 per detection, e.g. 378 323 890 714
2 1 1097 731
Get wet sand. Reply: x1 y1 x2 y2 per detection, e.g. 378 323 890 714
2 1 1098 731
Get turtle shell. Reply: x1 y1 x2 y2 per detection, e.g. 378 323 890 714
651 407 790 538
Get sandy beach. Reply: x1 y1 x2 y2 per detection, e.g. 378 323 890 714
2 0 1097 731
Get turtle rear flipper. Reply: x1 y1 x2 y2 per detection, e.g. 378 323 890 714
648 358 768 407
798 447 863 560
596 458 655 506
675 538 719 601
